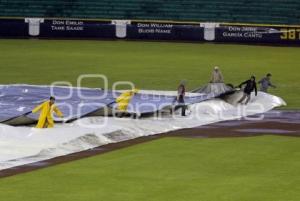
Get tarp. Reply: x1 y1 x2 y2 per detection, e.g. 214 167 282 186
0 85 116 123
124 92 216 114
0 85 218 125
0 91 287 170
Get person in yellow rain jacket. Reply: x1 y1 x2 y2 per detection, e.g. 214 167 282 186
31 96 63 128
116 89 139 112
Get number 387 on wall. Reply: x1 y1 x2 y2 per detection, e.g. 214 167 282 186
280 28 300 40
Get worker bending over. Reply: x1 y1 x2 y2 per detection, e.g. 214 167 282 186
32 96 63 128
116 89 139 112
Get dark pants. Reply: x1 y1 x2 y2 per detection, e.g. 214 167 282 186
177 95 186 116
238 91 251 104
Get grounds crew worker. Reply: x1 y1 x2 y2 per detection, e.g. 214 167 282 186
116 89 139 111
31 96 63 128
258 73 276 92
210 66 224 83
238 76 258 105
176 80 186 116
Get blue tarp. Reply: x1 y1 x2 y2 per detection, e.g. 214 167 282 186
0 85 116 122
0 85 217 123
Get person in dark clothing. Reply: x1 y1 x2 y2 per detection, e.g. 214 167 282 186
238 76 258 105
176 81 186 116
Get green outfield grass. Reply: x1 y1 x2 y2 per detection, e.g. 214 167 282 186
1 136 300 201
0 40 299 201
0 39 299 108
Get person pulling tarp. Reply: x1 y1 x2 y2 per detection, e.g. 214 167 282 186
191 66 233 95
237 75 258 105
258 73 276 93
175 80 187 116
30 96 64 128
115 89 139 112
210 66 224 83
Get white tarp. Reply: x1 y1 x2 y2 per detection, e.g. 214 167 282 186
0 91 286 170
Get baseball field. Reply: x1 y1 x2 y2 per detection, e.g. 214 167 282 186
0 39 299 201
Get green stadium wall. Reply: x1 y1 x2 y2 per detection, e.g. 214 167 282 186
0 0 299 25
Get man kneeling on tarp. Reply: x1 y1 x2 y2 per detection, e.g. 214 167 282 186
31 96 64 128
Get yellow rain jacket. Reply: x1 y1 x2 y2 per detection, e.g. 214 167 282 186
116 89 139 111
32 101 63 128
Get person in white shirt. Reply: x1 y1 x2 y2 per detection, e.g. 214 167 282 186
210 66 224 83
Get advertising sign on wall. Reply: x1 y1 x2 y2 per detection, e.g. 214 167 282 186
0 18 299 45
